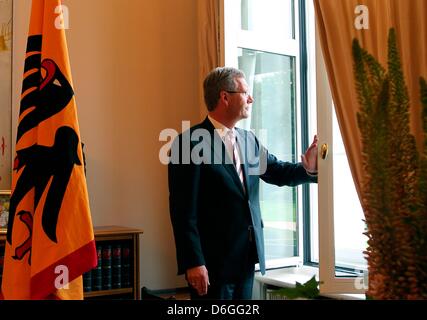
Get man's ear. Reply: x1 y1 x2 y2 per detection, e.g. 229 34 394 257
219 91 229 105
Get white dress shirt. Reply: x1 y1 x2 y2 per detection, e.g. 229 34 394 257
207 116 242 166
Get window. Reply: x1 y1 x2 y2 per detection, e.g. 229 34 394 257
316 28 368 293
242 49 298 262
222 0 308 269
222 0 368 293
312 106 368 272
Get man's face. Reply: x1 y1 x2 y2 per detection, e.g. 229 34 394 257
227 77 254 121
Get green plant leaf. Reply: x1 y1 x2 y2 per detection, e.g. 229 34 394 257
273 275 320 300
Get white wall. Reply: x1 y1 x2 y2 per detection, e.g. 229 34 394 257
12 0 201 291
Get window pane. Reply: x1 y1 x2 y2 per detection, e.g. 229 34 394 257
332 109 368 272
238 48 298 261
240 0 295 39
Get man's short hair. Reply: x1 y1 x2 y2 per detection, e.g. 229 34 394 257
203 67 245 111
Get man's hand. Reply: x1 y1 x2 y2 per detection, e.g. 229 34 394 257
186 265 210 296
301 135 318 174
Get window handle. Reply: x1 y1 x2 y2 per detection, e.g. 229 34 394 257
320 143 328 160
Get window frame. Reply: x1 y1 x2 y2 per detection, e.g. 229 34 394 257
315 18 366 295
220 0 307 270
221 0 367 295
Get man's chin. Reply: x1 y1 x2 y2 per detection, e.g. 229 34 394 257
241 111 250 119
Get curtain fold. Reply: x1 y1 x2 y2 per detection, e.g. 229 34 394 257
197 0 221 120
315 0 427 299
314 0 427 198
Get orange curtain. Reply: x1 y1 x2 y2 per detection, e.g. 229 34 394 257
1 0 97 299
197 0 221 119
314 0 427 198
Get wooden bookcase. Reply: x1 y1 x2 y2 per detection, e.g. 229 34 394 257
85 226 143 300
0 225 143 300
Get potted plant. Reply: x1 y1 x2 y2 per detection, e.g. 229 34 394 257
352 28 427 299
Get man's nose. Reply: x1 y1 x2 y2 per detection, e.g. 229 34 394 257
248 94 254 103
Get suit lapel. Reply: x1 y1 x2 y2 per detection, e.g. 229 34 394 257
201 118 247 195
235 129 250 196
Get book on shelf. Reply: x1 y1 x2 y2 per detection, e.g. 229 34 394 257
83 269 92 292
102 245 112 290
122 244 131 288
83 242 132 292
112 244 122 289
91 245 103 291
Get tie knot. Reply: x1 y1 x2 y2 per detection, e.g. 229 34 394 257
226 130 236 145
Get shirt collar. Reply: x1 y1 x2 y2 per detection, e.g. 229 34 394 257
207 115 236 141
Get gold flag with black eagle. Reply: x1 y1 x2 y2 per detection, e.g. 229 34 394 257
1 0 97 299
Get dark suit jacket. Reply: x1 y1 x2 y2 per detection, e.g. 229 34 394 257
168 117 317 282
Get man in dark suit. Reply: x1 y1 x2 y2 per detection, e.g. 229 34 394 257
168 67 318 300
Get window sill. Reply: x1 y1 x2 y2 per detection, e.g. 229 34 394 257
255 266 366 300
